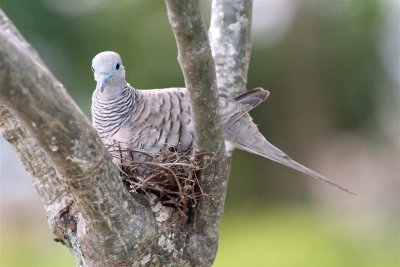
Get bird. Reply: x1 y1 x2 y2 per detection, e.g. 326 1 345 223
91 51 355 195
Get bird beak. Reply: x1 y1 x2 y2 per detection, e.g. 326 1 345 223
96 74 111 93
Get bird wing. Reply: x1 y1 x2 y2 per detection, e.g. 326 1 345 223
220 87 269 129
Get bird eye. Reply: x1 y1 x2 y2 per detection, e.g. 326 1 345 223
116 63 120 70
91 66 95 72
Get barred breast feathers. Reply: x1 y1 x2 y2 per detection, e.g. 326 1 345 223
91 84 137 138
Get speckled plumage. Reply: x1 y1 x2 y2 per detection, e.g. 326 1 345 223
90 51 354 194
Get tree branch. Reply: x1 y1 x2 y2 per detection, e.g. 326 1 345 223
0 9 82 263
210 0 253 97
165 0 228 264
1 1 255 264
0 10 62 214
165 0 224 153
0 105 83 263
0 8 155 266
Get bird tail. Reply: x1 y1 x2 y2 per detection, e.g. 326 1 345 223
232 129 356 196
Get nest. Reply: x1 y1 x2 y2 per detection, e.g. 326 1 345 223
108 144 207 218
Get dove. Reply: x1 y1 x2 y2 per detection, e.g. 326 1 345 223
91 51 354 195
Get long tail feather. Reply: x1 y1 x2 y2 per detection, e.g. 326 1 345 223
234 140 357 196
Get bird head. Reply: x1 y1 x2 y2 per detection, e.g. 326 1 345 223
92 51 126 93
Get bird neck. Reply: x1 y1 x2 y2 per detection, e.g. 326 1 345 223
91 84 137 138
97 80 128 100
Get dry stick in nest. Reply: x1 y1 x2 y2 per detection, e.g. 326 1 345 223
107 143 211 218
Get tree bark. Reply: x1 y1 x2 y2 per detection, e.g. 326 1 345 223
0 8 155 266
0 106 83 263
210 0 253 97
165 1 228 264
0 0 254 265
0 9 83 263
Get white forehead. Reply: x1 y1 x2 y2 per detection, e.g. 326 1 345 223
92 51 122 72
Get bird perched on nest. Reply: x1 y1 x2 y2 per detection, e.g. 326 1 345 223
91 51 354 195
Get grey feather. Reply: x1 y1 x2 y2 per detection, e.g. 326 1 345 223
91 51 355 195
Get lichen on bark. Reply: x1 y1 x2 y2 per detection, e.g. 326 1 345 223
0 0 254 265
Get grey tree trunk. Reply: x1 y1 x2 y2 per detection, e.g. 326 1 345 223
0 0 253 266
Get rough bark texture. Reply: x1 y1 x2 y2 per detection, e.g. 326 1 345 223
165 1 228 265
210 0 253 97
0 0 254 265
0 8 155 266
0 10 83 263
0 105 83 263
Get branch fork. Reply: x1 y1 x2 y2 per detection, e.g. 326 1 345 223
0 0 253 265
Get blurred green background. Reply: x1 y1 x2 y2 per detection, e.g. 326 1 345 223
0 0 399 266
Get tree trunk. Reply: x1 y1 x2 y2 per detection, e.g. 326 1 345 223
0 0 253 266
